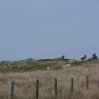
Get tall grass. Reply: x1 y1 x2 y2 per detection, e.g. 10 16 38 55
0 62 99 99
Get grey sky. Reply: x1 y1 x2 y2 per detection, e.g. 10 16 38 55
0 1 99 61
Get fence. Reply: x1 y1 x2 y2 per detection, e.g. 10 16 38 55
0 76 99 99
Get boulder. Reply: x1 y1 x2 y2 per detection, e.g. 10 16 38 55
62 64 71 68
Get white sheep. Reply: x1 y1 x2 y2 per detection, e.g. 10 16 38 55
47 67 50 70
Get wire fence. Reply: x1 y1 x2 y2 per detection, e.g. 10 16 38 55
0 76 99 99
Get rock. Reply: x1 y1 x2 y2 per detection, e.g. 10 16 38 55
68 60 76 64
62 64 71 68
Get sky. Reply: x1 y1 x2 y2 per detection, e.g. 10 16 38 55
0 0 99 61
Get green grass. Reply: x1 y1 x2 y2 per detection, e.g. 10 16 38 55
0 60 67 73
0 59 93 73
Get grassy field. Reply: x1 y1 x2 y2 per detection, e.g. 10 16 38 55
0 59 83 73
0 60 99 99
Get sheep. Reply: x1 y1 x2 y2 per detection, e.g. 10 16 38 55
47 67 50 70
81 55 86 61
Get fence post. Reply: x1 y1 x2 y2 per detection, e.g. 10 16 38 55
36 79 39 99
54 78 57 98
11 81 14 99
71 77 73 93
86 76 89 90
98 77 99 89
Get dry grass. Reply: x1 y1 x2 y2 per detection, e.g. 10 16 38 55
0 62 99 99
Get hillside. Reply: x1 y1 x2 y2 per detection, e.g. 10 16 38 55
0 61 99 99
0 57 68 73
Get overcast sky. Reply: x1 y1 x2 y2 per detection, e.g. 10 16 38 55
0 1 99 61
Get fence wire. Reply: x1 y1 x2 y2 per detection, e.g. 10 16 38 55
0 76 99 99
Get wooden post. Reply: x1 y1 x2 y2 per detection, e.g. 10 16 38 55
54 78 57 98
86 76 89 90
71 77 73 93
36 79 39 99
11 81 14 99
98 77 99 89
